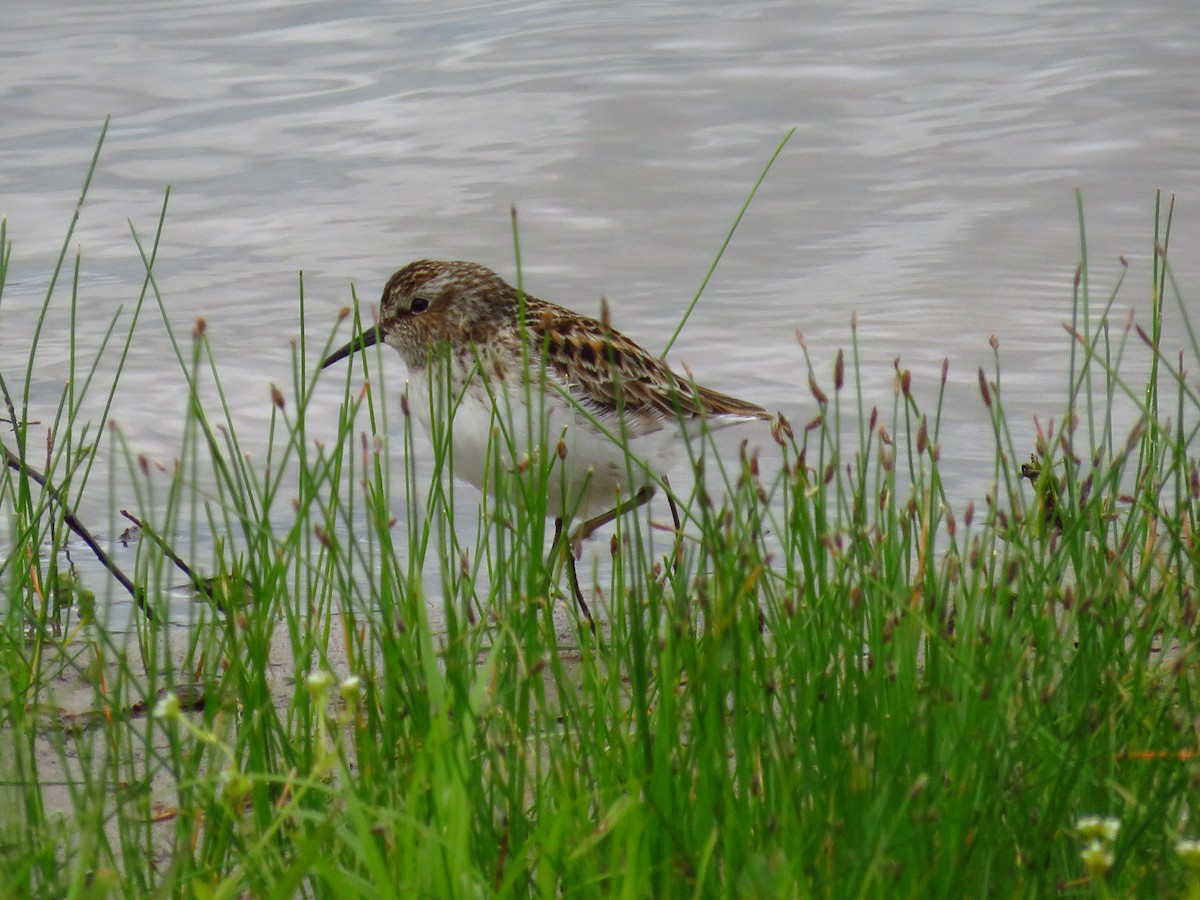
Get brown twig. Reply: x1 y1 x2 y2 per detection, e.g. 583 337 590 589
121 509 249 612
2 442 154 622
119 509 205 591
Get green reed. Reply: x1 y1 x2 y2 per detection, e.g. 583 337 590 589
1 125 1198 898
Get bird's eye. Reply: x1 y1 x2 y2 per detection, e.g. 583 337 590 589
410 297 430 314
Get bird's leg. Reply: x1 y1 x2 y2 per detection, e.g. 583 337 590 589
552 517 595 631
662 475 684 572
570 484 657 547
549 486 656 632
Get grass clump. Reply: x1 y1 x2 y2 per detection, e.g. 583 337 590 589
1 124 1199 898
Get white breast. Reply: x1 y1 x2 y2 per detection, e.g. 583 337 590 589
405 365 673 519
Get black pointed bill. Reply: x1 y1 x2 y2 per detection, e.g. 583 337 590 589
322 324 384 369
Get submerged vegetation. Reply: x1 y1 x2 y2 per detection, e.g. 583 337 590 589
2 126 1198 898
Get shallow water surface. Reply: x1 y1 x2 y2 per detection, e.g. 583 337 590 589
2 0 1197 620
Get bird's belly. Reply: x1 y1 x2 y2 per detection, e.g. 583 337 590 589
408 373 665 519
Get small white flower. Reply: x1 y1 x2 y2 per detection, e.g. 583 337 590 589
153 692 181 721
1080 839 1114 874
1076 815 1120 843
339 675 362 700
305 669 335 697
1176 839 1200 869
219 765 252 804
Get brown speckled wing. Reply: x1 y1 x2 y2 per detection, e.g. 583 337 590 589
521 297 768 432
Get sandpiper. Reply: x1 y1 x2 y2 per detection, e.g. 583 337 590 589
322 260 769 625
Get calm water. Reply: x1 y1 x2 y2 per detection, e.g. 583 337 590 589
3 0 1198 620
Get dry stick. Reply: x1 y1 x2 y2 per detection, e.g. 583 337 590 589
119 509 206 592
122 510 248 612
2 442 154 623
